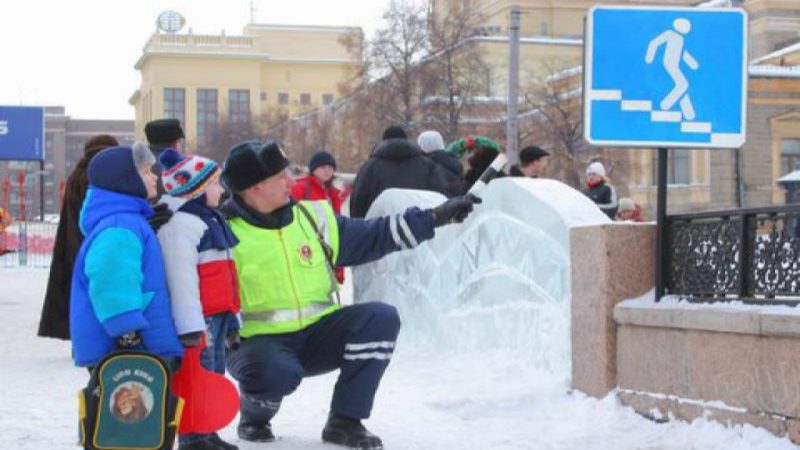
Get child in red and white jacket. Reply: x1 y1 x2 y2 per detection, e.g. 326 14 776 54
156 148 240 450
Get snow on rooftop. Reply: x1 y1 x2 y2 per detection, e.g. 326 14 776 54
472 35 583 46
749 64 800 79
546 65 583 82
778 169 800 183
751 41 800 65
697 0 734 7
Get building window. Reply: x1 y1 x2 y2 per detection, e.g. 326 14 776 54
229 89 250 123
278 93 289 105
781 138 800 176
652 149 691 185
260 92 267 102
197 89 218 148
322 94 334 106
300 93 311 106
163 88 185 125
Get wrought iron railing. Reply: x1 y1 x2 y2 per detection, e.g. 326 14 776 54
663 205 800 305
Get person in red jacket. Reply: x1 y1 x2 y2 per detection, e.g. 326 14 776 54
292 151 343 213
291 151 345 283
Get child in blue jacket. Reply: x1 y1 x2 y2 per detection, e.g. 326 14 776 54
70 143 183 367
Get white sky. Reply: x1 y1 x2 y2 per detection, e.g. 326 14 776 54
0 0 390 120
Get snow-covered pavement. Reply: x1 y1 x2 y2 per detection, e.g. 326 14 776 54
4 269 797 449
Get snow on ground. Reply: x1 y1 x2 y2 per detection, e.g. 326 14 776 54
4 269 798 449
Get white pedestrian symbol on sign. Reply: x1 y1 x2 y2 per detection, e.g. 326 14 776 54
645 18 699 121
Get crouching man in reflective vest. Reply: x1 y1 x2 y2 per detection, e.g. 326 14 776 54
219 140 480 450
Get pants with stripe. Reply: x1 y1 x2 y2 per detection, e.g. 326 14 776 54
225 302 401 423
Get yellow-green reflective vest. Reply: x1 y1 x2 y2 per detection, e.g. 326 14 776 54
228 201 340 337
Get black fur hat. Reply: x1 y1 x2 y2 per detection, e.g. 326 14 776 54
221 140 290 192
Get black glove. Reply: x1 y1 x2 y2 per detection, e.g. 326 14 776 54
430 194 482 227
225 328 241 351
148 203 173 232
116 331 142 349
179 331 204 348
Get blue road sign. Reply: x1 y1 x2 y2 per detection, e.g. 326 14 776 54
584 6 748 149
0 106 45 161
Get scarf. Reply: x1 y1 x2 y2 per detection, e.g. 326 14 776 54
178 194 240 250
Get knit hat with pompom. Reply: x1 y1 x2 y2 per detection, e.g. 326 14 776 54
159 148 220 199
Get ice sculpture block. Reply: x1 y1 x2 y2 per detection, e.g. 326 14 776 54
353 178 611 373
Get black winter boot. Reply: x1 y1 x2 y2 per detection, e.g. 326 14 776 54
177 439 223 450
209 433 239 450
322 415 383 450
237 420 275 442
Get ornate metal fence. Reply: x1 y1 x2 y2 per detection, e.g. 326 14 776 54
664 205 800 305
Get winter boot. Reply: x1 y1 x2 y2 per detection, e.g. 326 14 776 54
321 415 383 450
209 433 239 450
237 420 275 442
177 438 224 450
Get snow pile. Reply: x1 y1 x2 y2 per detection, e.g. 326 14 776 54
5 265 799 447
354 178 610 374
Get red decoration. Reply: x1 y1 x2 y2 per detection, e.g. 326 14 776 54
466 137 476 149
172 339 239 434
195 161 205 171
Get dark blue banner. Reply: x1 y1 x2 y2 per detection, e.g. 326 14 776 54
0 106 45 161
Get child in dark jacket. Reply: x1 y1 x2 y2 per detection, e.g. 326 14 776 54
156 148 241 450
70 143 183 368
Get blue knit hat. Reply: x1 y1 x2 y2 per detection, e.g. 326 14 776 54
309 151 336 173
88 144 154 199
159 148 220 199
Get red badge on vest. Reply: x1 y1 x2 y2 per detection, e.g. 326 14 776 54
299 244 313 262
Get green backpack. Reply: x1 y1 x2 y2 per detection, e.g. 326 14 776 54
78 351 183 450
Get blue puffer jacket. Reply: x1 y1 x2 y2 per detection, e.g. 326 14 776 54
70 187 184 366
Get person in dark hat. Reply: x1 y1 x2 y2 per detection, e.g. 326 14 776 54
510 145 550 178
381 125 407 140
291 151 343 214
218 140 480 449
349 125 450 218
38 134 119 340
145 118 186 198
145 118 185 156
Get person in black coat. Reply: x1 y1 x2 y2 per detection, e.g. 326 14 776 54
349 126 450 218
583 161 618 219
38 135 119 340
417 130 466 197
509 146 550 178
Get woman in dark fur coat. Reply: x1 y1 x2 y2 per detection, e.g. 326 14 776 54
37 135 118 340
448 136 506 191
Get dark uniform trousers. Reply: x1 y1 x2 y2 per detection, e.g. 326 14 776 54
226 302 401 424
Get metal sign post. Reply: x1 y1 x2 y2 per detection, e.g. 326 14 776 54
506 5 521 167
584 6 748 300
654 148 669 299
17 171 26 266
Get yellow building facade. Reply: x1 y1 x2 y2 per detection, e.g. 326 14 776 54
130 24 360 151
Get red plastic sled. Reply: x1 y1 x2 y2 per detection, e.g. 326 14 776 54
172 342 239 434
